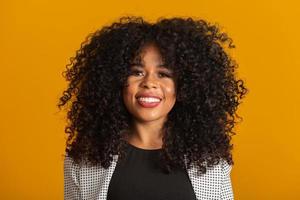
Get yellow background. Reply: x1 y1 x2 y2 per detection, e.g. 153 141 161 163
1 0 299 199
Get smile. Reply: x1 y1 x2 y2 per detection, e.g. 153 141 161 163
137 97 161 108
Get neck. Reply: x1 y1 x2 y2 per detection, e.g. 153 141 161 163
124 117 167 149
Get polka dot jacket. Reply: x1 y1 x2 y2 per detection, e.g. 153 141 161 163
64 153 234 200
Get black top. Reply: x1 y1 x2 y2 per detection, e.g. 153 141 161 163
107 141 197 200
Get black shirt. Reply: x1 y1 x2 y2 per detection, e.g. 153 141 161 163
107 141 197 200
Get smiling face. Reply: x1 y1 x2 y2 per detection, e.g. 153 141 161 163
122 43 177 123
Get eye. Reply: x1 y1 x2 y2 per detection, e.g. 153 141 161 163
158 72 172 78
129 69 172 78
130 70 143 76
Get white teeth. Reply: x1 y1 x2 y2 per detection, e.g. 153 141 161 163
137 97 161 103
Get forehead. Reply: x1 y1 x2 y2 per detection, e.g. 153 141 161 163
130 63 170 71
129 44 172 70
132 44 162 60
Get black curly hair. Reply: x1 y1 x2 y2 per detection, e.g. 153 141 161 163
57 15 248 175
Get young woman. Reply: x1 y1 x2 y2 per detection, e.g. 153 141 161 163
58 15 248 200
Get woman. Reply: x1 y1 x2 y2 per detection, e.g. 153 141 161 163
58 15 248 200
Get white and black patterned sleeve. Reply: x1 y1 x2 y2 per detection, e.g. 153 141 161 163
220 160 234 200
64 154 81 200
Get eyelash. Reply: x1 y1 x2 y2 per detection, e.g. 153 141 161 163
130 70 171 78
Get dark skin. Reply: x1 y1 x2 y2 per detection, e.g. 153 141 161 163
59 17 245 172
122 43 177 149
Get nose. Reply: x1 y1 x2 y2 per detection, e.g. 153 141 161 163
141 74 158 89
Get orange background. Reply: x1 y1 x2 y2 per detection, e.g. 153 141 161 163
1 0 299 199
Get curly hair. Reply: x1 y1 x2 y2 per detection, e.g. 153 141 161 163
57 15 248 175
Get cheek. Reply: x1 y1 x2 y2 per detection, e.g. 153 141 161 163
122 82 136 102
123 86 130 100
164 82 176 98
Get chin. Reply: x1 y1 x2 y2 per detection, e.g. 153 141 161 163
133 114 164 122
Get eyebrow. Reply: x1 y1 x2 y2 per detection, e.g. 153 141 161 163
130 62 169 69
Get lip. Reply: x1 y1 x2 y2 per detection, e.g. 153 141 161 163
136 92 162 108
137 100 161 108
135 92 162 100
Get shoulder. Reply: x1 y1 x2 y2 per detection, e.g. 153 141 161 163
64 154 81 184
64 153 108 177
218 159 234 199
203 159 232 177
64 153 117 199
187 158 232 176
64 153 117 186
187 159 234 199
64 153 81 171
203 159 233 183
219 159 232 176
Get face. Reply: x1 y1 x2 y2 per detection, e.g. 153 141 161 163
122 44 177 123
